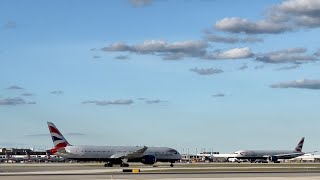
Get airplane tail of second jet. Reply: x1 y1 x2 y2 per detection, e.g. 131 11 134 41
295 137 305 152
47 122 71 149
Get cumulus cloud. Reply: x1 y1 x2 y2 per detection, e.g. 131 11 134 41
190 67 224 75
7 85 24 90
102 40 256 60
205 47 254 60
271 79 320 89
0 97 26 106
276 0 320 28
102 40 208 60
115 55 130 60
212 93 225 97
129 0 152 7
50 90 64 95
82 99 134 106
256 48 317 63
275 64 300 71
215 0 320 34
205 34 263 44
215 17 290 34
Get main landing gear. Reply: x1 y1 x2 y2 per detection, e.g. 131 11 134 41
104 161 129 167
104 162 113 167
170 162 174 167
120 162 129 167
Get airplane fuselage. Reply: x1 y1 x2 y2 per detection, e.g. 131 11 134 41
233 150 304 160
55 145 181 163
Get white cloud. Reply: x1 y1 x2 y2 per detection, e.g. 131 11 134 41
215 0 320 34
271 79 320 89
256 48 317 63
102 40 207 60
215 17 290 34
206 47 254 60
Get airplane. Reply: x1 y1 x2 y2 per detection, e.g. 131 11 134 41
1 153 29 163
223 137 306 163
47 122 181 167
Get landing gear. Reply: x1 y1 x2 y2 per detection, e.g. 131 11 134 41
120 162 129 167
170 162 174 167
104 162 113 167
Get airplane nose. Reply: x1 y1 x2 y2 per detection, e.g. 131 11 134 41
175 151 182 159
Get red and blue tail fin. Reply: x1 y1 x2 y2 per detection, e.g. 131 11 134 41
47 122 71 149
295 137 305 152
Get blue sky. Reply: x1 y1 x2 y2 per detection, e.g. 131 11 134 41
1 0 320 153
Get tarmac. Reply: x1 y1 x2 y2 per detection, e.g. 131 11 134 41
2 163 320 180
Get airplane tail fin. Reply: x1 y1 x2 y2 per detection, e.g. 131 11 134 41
47 122 71 149
295 137 305 152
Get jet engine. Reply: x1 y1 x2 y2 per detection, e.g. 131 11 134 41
141 155 156 165
267 156 278 162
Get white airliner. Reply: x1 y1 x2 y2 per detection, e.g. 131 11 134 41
220 137 306 163
1 151 30 163
47 122 181 167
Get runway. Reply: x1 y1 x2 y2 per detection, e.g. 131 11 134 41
2 163 320 179
2 171 320 180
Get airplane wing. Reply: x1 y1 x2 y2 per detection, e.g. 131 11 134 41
275 151 318 158
110 146 148 159
271 152 305 158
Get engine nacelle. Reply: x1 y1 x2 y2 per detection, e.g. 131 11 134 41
267 156 278 162
141 155 156 165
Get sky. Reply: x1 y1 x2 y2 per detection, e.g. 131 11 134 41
1 0 320 154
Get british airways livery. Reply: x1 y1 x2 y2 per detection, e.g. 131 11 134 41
47 122 181 167
231 137 306 163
